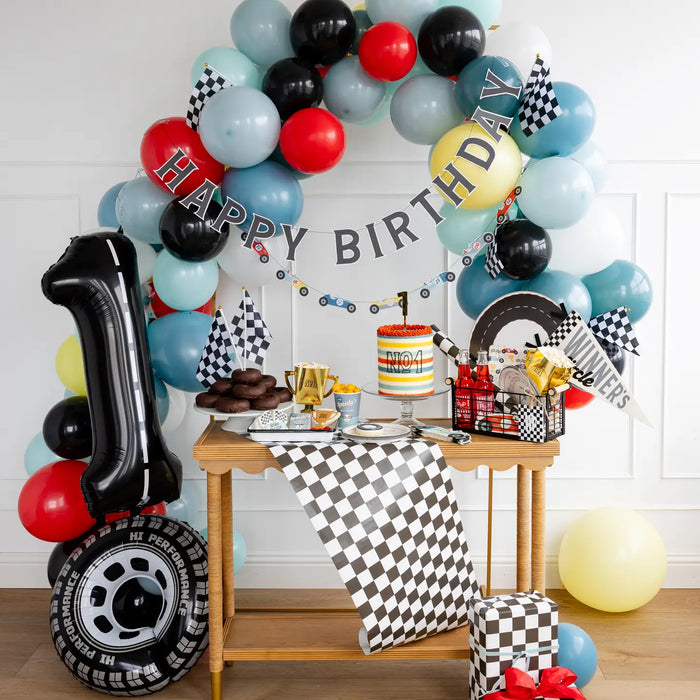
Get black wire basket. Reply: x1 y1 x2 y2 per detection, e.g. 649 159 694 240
446 377 565 443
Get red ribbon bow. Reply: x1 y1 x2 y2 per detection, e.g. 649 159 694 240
483 666 586 700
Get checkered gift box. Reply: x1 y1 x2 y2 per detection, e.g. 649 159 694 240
468 591 558 699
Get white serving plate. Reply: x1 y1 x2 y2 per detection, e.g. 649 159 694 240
247 429 336 443
193 402 294 434
341 423 412 443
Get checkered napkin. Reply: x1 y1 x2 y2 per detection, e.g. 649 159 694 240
268 439 480 654
588 306 640 355
186 64 234 131
519 56 562 137
195 308 237 388
469 591 558 699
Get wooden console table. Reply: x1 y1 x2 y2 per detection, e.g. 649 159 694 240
193 420 559 700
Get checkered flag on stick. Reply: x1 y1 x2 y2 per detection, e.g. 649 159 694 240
484 240 504 279
231 290 271 368
186 64 235 131
519 56 562 137
431 325 461 367
196 308 237 388
588 306 640 355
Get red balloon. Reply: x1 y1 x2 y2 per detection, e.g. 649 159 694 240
104 501 166 524
565 386 595 409
359 22 417 82
140 117 225 196
150 290 213 318
18 461 96 542
280 108 345 174
317 65 331 79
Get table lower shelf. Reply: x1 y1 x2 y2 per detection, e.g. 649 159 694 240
222 611 470 661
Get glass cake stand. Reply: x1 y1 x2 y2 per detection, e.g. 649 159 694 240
362 382 449 427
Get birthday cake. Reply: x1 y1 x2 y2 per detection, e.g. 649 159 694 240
377 324 434 396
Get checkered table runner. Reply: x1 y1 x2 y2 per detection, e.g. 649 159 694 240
268 439 480 654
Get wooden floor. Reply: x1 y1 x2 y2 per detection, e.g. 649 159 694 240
1 588 698 699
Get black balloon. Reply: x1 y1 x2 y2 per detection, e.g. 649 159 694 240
159 199 229 262
598 337 626 375
262 57 324 121
494 219 551 280
43 396 92 460
42 232 182 517
418 6 485 76
290 0 356 66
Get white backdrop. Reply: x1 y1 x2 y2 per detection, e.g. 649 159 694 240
1 0 699 588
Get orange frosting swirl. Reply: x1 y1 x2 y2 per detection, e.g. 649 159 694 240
377 324 433 337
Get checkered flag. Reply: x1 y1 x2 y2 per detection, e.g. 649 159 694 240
186 64 235 131
195 308 237 387
543 309 581 347
588 306 640 355
484 241 504 279
231 290 271 367
269 439 480 654
519 56 562 137
430 325 461 367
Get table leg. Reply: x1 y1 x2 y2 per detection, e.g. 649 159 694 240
207 472 224 695
486 468 494 596
516 465 531 592
221 470 235 618
531 469 546 594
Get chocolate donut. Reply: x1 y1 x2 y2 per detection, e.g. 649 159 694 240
231 368 263 385
272 386 293 403
250 393 281 410
231 381 267 399
214 396 250 414
196 392 220 408
210 378 234 394
260 374 277 390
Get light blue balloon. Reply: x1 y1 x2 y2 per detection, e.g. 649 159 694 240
358 97 391 126
198 528 247 573
153 373 170 425
115 177 176 245
199 87 280 169
511 81 596 158
391 74 465 145
323 56 386 124
230 0 294 68
148 311 214 392
152 251 219 312
524 270 592 322
166 480 201 528
582 260 653 324
97 181 127 228
456 261 526 319
387 55 432 99
570 140 608 193
366 0 440 35
558 623 598 688
436 202 498 255
24 432 62 476
517 157 594 229
222 161 303 233
438 0 502 29
190 46 261 89
455 55 522 119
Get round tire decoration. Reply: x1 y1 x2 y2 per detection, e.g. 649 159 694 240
468 292 562 363
50 515 208 696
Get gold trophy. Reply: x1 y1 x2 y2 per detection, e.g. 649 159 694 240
285 363 338 413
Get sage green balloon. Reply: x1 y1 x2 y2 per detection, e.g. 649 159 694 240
436 201 498 255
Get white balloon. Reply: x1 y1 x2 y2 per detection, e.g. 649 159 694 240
485 23 552 82
217 227 285 287
127 236 157 285
570 141 608 193
547 201 626 277
161 384 187 434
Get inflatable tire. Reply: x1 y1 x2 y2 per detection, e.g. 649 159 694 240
49 515 208 695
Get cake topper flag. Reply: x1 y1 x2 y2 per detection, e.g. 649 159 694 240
196 308 238 388
519 56 563 136
186 64 235 131
587 306 640 355
231 290 271 368
398 290 408 329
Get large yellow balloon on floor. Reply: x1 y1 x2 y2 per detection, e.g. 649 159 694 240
558 507 666 613
55 335 86 396
430 122 522 210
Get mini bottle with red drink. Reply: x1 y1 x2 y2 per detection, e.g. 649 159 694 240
473 349 495 420
455 349 475 429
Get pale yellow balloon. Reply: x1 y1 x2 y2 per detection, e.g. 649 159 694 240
56 335 86 396
558 507 667 613
430 122 522 210
352 3 366 9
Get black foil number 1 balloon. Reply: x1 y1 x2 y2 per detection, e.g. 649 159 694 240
42 232 182 517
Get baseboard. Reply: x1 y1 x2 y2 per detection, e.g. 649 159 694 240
4 552 699 589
